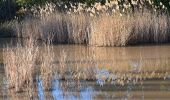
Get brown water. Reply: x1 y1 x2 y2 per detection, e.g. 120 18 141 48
0 38 170 100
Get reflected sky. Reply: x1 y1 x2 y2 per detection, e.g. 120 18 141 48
51 79 64 100
0 73 170 100
37 77 94 100
35 68 155 100
37 76 45 100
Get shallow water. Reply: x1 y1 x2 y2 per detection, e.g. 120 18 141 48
0 38 170 100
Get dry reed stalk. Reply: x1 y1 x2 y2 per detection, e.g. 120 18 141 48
58 50 67 79
40 13 67 43
66 13 90 44
90 14 132 46
13 19 42 39
39 44 55 90
90 12 170 46
130 12 170 44
2 10 170 47
3 38 39 92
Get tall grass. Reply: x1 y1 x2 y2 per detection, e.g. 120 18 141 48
90 12 170 46
129 12 170 44
90 14 133 46
3 38 39 92
39 44 55 90
1 10 170 46
66 13 90 44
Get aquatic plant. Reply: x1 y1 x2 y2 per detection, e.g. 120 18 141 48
3 38 39 92
1 2 170 46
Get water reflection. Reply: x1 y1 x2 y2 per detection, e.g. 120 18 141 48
2 78 8 100
1 75 170 99
37 77 94 100
37 77 45 100
51 79 64 100
1 38 170 99
80 87 94 100
2 65 170 99
123 83 135 100
34 68 170 100
130 59 142 72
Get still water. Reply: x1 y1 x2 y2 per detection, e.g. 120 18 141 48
0 38 170 100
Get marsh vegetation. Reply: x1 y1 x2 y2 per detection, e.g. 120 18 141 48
0 37 170 99
1 0 170 99
1 0 170 46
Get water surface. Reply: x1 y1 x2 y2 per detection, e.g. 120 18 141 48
0 38 170 100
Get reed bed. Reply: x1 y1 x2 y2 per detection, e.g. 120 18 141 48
1 1 170 46
1 11 170 46
90 14 132 46
2 1 170 91
3 38 38 92
1 1 170 98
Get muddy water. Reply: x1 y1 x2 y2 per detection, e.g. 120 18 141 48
0 38 170 99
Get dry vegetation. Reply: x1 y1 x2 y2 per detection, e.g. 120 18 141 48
3 38 38 91
1 1 170 46
1 1 170 96
2 37 170 92
1 12 170 46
